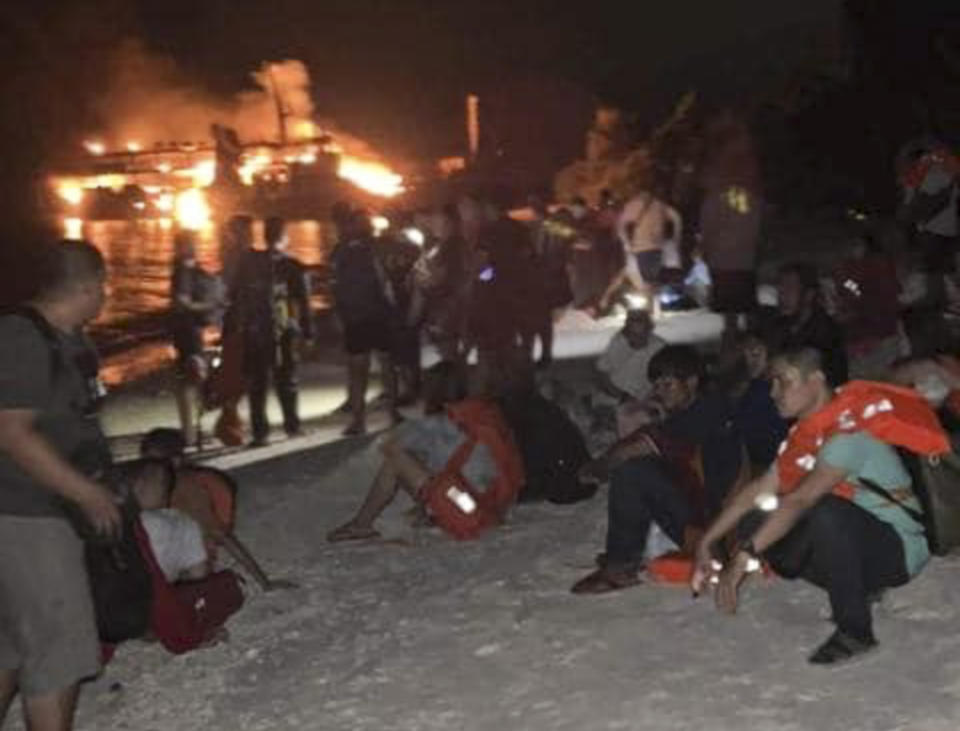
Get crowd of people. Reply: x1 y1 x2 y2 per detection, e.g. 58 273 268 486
1 131 958 728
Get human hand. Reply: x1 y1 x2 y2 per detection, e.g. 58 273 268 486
578 459 609 484
78 484 122 540
689 542 717 597
714 551 752 615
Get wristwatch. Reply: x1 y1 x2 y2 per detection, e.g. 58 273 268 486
740 539 760 559
739 540 762 573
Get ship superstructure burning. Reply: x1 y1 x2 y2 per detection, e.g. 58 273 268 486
49 55 405 234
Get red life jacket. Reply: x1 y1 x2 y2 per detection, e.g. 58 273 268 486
777 380 950 499
419 399 525 540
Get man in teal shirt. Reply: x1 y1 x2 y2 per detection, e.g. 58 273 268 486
692 346 930 665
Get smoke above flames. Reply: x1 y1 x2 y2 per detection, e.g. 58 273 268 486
92 40 368 152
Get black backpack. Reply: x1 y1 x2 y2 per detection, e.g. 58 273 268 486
498 390 596 504
861 448 960 556
84 501 153 643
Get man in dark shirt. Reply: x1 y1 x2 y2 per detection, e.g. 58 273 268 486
0 240 120 730
233 216 313 446
330 207 399 435
571 346 742 594
771 262 848 387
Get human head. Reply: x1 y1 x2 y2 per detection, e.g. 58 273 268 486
225 214 254 250
623 308 654 348
647 345 704 413
118 458 176 510
528 194 548 219
740 330 771 380
173 230 197 265
35 240 107 326
140 427 187 466
264 216 288 251
429 203 461 241
768 346 831 419
777 262 820 319
901 307 953 359
422 360 467 414
570 196 588 220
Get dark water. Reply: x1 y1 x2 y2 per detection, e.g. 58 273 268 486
82 220 337 384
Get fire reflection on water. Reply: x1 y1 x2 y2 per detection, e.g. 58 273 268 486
84 219 336 385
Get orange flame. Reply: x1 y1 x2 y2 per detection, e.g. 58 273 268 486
174 189 212 230
337 156 404 198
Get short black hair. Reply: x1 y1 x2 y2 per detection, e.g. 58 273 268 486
140 428 187 459
647 345 705 384
778 261 820 292
422 360 468 414
770 345 826 379
38 240 105 296
107 457 176 500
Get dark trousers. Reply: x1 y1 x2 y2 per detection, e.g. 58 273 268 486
605 456 693 571
244 332 299 441
741 496 909 641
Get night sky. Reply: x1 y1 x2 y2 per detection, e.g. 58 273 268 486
129 0 842 159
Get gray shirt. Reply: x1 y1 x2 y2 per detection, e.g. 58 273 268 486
0 314 108 517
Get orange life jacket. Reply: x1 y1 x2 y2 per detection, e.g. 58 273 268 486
777 380 950 499
419 399 525 540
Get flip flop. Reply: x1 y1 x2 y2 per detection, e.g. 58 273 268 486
326 523 381 543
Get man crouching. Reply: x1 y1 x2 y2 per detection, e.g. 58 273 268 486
692 346 940 665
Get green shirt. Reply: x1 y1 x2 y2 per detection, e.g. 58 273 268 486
820 432 929 576
0 314 109 518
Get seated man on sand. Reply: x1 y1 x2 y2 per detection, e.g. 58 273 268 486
126 458 244 651
591 308 666 437
572 345 743 594
691 346 941 665
327 362 525 542
140 428 296 591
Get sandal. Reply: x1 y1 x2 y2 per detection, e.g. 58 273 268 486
326 522 381 543
570 568 641 595
808 630 877 665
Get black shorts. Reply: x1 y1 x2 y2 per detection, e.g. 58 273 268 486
634 250 663 283
917 231 959 274
342 319 392 355
710 269 757 314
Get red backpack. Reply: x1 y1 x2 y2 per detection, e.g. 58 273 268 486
133 520 244 654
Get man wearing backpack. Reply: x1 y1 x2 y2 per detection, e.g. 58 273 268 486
0 240 120 730
691 346 948 665
233 216 313 447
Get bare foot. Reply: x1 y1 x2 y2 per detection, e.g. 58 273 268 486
327 521 381 543
342 422 367 437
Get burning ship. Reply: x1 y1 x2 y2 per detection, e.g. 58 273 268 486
48 59 406 235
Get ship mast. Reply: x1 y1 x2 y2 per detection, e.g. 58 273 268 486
268 67 289 147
